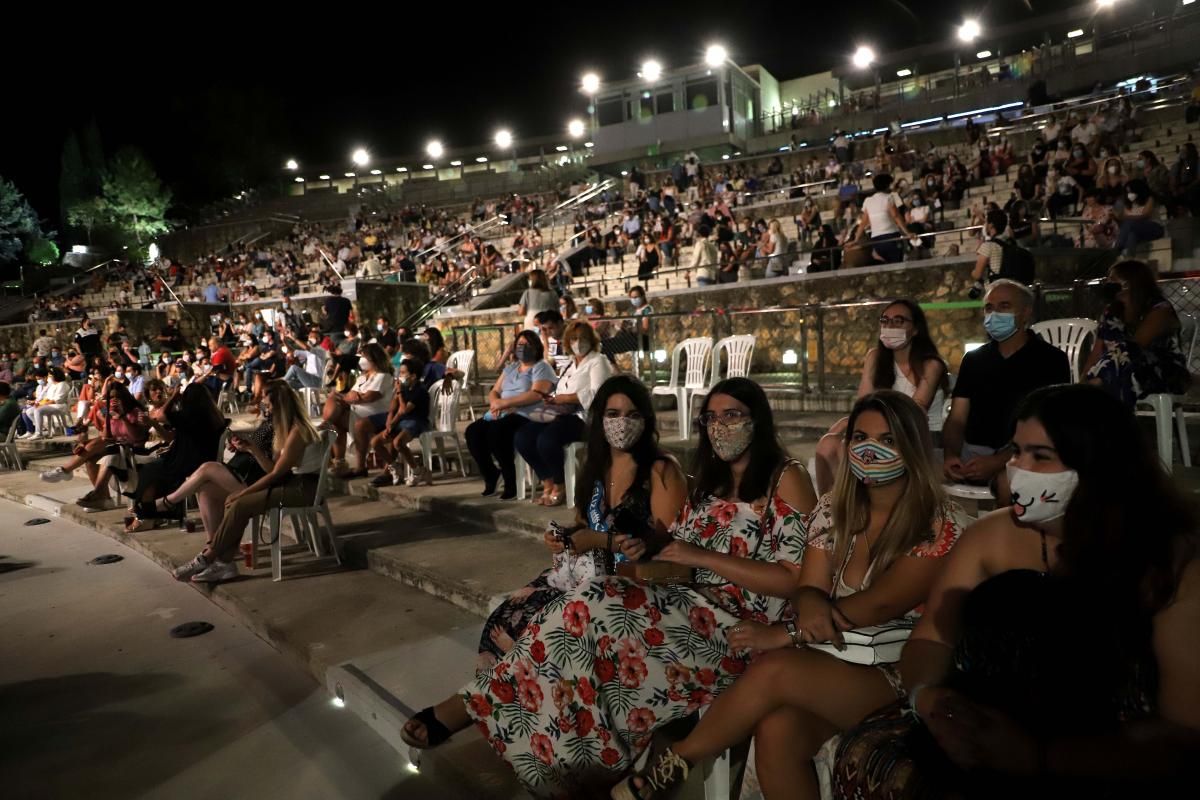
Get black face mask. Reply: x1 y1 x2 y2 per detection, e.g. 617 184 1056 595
1100 281 1122 301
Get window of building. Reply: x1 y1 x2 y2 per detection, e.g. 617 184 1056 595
686 78 718 110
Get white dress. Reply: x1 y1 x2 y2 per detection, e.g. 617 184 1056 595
892 367 945 432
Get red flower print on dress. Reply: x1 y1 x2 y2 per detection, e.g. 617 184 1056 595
531 732 555 765
688 606 718 638
617 656 649 688
601 747 621 766
643 627 665 646
530 640 547 664
696 667 717 686
615 637 647 663
513 659 536 683
489 735 507 755
597 726 612 744
563 600 590 637
626 707 657 733
558 716 572 733
490 679 515 703
720 656 746 675
647 606 662 624
729 536 749 559
575 707 596 737
595 658 617 684
468 693 493 718
494 661 510 677
712 501 737 527
603 580 620 597
622 585 648 610
518 679 544 713
527 623 541 638
699 521 719 540
552 680 575 711
688 688 714 709
665 663 692 685
577 676 597 706
596 634 614 653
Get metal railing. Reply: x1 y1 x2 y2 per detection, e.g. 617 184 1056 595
398 266 481 331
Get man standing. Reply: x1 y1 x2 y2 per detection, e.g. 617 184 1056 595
321 284 352 343
30 330 56 360
158 319 186 352
74 317 103 360
203 279 222 304
942 280 1070 486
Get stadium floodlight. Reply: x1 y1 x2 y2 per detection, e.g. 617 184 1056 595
369 169 382 175
285 159 299 170
640 59 663 81
976 50 992 59
494 129 513 149
396 167 407 172
704 44 728 68
344 172 355 178
851 46 875 69
318 174 330 180
896 68 912 77
1096 0 1116 8
294 176 304 183
568 119 586 138
475 156 488 163
581 72 600 94
426 140 444 159
351 148 369 166
1067 28 1085 38
449 160 462 167
958 19 982 43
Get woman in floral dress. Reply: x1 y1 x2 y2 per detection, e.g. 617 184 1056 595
451 378 817 798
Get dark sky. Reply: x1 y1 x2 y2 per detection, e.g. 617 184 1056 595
5 1 1089 225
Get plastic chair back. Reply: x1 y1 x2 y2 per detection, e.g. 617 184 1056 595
1031 318 1097 383
427 379 461 433
714 334 756 382
447 350 475 391
679 337 714 390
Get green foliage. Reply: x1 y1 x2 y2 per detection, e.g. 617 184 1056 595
27 238 59 266
101 148 172 246
0 176 42 266
66 196 109 245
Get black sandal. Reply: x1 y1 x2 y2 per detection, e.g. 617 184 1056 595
400 706 452 749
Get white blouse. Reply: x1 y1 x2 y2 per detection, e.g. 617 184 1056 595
556 351 613 418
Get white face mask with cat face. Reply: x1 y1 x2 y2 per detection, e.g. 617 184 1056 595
1007 465 1079 524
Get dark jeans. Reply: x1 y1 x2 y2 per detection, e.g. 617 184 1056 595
1116 218 1164 252
465 414 530 490
513 414 586 484
870 234 903 264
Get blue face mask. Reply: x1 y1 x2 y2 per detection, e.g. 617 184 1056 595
514 344 530 363
984 311 1019 342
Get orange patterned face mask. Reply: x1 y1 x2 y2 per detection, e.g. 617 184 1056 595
708 419 754 462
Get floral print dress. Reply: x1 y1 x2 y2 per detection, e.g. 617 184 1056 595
460 464 809 799
1085 302 1191 406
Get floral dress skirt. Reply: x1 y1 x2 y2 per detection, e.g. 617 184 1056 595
1086 305 1190 406
461 485 809 799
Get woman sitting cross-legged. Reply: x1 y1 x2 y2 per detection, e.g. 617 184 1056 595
612 389 967 800
813 299 947 494
321 343 394 479
829 384 1200 799
514 321 613 506
406 377 817 798
173 380 327 584
465 329 556 499
400 376 688 748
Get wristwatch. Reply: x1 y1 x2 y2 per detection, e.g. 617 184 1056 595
783 619 805 648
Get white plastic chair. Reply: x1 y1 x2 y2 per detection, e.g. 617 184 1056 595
1133 313 1197 474
0 421 23 471
689 335 756 421
651 337 714 440
419 379 469 477
1031 318 1097 384
34 405 73 438
446 350 477 421
250 429 340 581
217 386 240 416
563 441 585 509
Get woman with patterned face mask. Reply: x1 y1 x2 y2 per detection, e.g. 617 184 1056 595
615 390 966 800
831 383 1200 799
401 376 686 747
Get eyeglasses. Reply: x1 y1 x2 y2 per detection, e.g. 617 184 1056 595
698 409 749 427
878 315 913 328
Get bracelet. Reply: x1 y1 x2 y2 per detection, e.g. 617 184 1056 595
783 619 804 648
908 683 929 720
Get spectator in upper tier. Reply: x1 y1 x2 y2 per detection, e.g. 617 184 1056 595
1084 259 1190 406
517 269 557 332
158 319 186 352
691 225 719 286
74 318 102 359
942 280 1069 487
860 174 917 265
969 209 1018 296
1114 179 1164 256
1045 165 1081 219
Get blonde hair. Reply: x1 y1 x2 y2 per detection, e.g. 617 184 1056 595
768 219 782 234
265 379 318 456
829 390 946 581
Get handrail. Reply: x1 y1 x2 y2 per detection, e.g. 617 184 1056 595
533 180 616 230
399 266 481 331
415 215 508 262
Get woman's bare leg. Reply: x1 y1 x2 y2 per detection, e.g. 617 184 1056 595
351 418 374 471
393 431 418 469
753 707 837 800
403 693 473 746
167 462 240 505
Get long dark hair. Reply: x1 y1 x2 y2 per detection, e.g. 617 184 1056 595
177 382 226 433
575 376 662 510
871 299 948 394
1110 259 1166 325
692 377 785 504
1015 384 1194 618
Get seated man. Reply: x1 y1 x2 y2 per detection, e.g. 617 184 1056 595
943 279 1071 486
281 328 328 391
534 309 567 368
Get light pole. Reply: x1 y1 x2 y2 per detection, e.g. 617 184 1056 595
494 129 514 172
581 72 600 135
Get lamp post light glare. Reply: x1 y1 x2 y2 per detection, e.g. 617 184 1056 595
285 159 298 170
957 19 982 43
567 118 586 138
426 140 444 160
1067 28 1085 38
581 72 600 94
640 59 662 82
704 44 728 68
1096 0 1116 8
351 148 369 167
493 129 513 149
851 46 875 69
976 50 992 59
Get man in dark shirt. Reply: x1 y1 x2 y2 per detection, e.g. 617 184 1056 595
374 316 399 353
158 319 186 352
322 284 352 341
74 317 102 359
943 279 1070 484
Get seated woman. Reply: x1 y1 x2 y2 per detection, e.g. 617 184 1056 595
465 330 556 500
514 322 613 506
172 380 326 584
321 343 394 479
1084 259 1190 406
17 368 70 440
43 380 150 507
613 390 967 800
122 383 228 526
1114 178 1165 255
401 376 687 743
69 369 103 432
814 299 948 494
369 359 432 487
830 384 1200 799
412 378 816 798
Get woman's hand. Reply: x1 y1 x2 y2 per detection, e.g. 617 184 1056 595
612 534 647 561
924 690 1041 775
489 398 506 415
543 528 565 555
793 588 844 648
224 489 246 508
653 540 707 569
726 620 790 653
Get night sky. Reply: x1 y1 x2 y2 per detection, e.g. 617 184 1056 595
5 1 1091 225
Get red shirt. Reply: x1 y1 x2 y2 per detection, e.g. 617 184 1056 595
211 347 235 370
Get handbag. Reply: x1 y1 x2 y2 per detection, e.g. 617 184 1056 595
545 520 606 591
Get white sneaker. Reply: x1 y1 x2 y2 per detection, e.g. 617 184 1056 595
40 467 72 482
172 553 210 581
406 465 433 487
16 432 34 440
190 559 238 584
